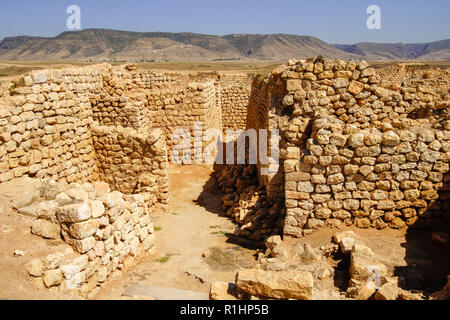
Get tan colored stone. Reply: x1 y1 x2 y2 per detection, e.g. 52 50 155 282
24 259 44 277
57 202 92 223
31 219 60 239
42 269 62 288
375 283 399 300
235 269 313 300
347 80 364 95
209 282 240 300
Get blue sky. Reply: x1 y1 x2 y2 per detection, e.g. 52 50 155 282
0 0 449 44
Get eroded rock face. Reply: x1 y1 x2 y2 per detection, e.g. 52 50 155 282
235 269 313 300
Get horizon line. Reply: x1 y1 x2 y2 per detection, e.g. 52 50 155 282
1 27 449 45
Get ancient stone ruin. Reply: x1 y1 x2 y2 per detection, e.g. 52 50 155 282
0 57 448 299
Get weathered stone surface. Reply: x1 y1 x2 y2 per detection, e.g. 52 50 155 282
347 81 364 95
90 200 105 218
350 244 387 284
235 269 313 300
209 282 239 300
347 283 376 300
265 235 282 250
382 131 400 146
24 259 44 277
31 219 61 239
375 283 399 300
69 220 100 240
56 202 92 223
1 59 448 297
42 253 65 270
65 236 96 254
60 255 89 280
42 269 62 288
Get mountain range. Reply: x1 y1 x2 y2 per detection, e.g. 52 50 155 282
0 29 448 61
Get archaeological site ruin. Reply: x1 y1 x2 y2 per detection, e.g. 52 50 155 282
0 57 449 300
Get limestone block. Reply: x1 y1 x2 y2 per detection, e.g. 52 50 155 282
235 269 313 300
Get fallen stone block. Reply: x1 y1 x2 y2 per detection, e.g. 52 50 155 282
24 258 43 277
209 282 240 300
339 237 355 254
42 253 65 270
42 269 62 288
31 219 61 239
350 244 387 284
375 283 399 300
235 269 313 300
333 230 356 245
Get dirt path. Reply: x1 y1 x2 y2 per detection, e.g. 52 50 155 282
94 165 257 299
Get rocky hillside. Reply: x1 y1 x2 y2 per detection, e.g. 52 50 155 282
0 29 448 61
335 39 450 61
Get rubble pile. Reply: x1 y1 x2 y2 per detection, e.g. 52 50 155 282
215 164 285 241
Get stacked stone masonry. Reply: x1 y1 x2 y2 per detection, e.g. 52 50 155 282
219 73 253 130
0 68 102 184
92 125 169 204
244 58 449 237
1 64 254 185
0 59 448 297
0 63 255 296
24 179 155 298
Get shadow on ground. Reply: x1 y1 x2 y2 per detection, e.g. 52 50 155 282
394 180 450 295
195 166 265 251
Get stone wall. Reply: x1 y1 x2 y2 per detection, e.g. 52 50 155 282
89 66 226 163
2 59 448 279
0 64 168 297
219 73 252 130
0 68 103 184
244 58 449 237
0 64 256 190
23 179 155 298
92 125 169 207
246 75 286 201
145 81 222 162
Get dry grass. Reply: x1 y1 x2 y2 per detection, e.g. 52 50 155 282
0 60 448 80
204 247 257 271
370 60 450 70
0 60 280 78
136 61 281 74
